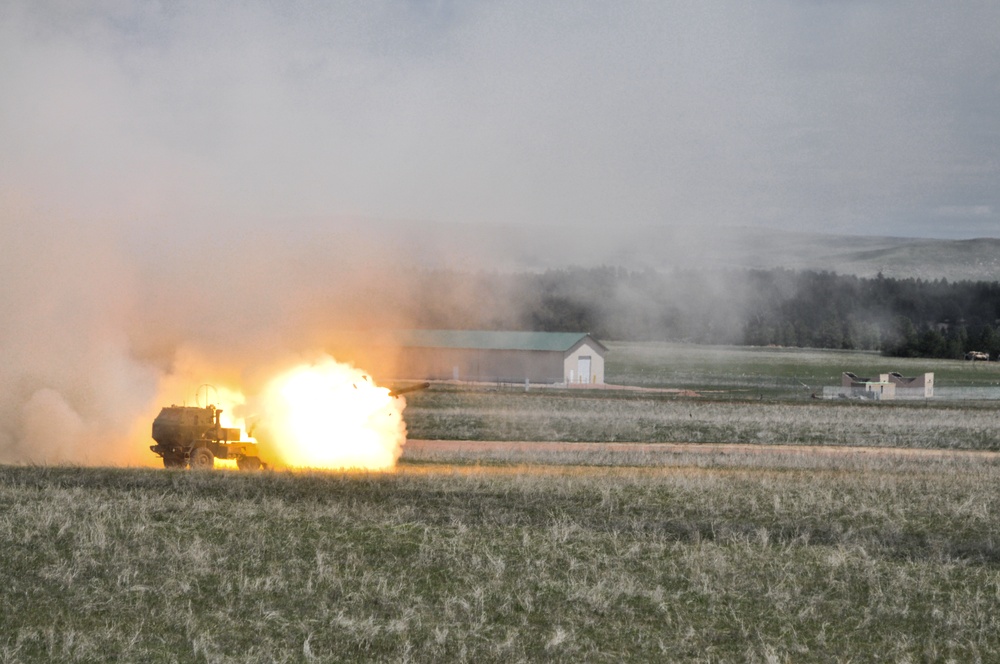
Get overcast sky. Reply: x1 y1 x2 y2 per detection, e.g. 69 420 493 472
2 0 999 240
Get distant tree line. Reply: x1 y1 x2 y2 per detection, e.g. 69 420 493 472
736 270 1000 359
403 267 1000 359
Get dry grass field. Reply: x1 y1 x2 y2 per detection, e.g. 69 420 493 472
2 458 1000 663
403 387 1000 450
4 343 1000 662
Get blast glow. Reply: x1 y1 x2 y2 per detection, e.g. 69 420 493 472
255 356 406 470
190 385 252 470
201 385 253 440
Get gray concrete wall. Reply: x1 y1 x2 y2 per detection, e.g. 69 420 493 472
396 348 566 383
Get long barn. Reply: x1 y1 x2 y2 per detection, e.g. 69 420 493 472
393 330 607 385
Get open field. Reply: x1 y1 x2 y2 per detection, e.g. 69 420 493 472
3 461 1000 663
604 342 1000 393
404 389 1000 450
402 439 1000 471
403 343 1000 450
5 343 1000 661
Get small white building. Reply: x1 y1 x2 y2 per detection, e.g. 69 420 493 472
832 371 934 400
391 330 607 385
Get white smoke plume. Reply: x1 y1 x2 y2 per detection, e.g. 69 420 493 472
0 206 160 464
0 195 418 466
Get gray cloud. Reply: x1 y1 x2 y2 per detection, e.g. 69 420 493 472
2 0 998 237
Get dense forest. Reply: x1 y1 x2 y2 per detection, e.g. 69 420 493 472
402 267 1000 359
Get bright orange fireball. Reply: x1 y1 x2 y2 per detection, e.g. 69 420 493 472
251 356 407 470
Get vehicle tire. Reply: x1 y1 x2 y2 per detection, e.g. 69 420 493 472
236 456 262 471
189 447 215 470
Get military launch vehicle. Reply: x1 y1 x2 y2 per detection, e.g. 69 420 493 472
149 404 263 470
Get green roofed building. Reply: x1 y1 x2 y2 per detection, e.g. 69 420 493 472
393 330 607 385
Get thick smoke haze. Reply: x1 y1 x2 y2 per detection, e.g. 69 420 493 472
0 210 158 464
2 2 999 464
0 210 427 465
2 1 998 238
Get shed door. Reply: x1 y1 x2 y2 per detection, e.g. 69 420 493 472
578 356 592 384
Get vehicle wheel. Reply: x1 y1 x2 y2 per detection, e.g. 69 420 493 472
163 455 185 469
189 447 215 470
236 456 262 471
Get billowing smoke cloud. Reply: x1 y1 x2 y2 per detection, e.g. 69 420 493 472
0 206 160 464
0 208 423 465
2 1 999 464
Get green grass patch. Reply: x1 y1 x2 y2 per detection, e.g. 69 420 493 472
604 341 1000 392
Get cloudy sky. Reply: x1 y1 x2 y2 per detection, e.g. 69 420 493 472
2 0 999 240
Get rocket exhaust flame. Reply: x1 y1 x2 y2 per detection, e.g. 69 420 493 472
249 355 407 471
